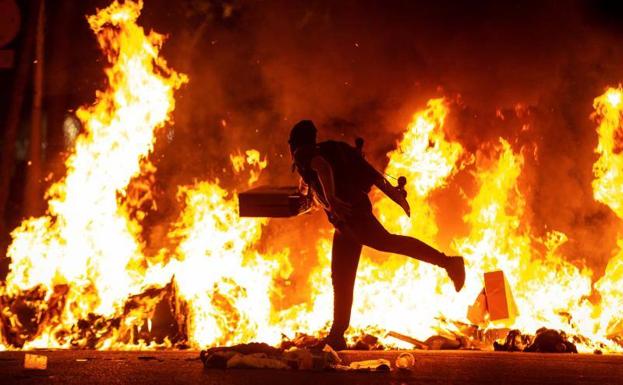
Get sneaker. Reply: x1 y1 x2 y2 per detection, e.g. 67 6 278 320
446 256 465 292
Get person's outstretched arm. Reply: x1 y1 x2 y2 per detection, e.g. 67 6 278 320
349 146 411 217
374 175 411 217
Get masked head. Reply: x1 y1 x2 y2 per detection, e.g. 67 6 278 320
288 120 317 174
288 120 317 155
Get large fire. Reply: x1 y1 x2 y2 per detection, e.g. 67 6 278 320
0 0 622 352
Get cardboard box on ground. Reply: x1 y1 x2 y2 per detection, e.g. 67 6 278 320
468 270 518 326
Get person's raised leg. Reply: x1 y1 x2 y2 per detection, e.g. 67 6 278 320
345 212 465 291
326 228 362 350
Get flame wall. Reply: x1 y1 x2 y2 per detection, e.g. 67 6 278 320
2 0 623 351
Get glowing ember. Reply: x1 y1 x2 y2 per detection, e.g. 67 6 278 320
230 149 268 186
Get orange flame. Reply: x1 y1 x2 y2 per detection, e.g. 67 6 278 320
1 0 186 348
454 141 600 350
1 0 622 353
375 98 464 243
592 87 623 340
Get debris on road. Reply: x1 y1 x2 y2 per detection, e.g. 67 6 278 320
467 270 519 326
493 328 578 353
200 342 341 370
352 333 383 350
24 353 47 370
279 333 323 350
388 330 464 350
525 328 578 353
226 353 290 369
395 352 415 369
467 289 487 325
424 335 463 350
493 329 530 351
348 359 391 371
387 331 428 349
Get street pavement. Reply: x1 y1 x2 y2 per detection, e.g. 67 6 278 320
0 349 622 385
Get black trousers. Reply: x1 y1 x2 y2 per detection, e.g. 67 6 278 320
328 209 448 339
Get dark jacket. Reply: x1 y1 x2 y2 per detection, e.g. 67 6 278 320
294 140 380 215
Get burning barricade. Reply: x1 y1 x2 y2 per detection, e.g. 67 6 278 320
1 0 623 357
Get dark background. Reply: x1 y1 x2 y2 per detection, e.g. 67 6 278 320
2 0 623 283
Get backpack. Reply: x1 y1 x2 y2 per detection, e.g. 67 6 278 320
315 140 380 196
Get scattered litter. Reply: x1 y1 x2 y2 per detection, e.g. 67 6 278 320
329 364 352 371
493 328 577 353
201 342 342 371
467 289 487 325
525 328 577 353
467 270 519 327
322 344 341 364
424 335 463 350
388 330 463 350
348 359 391 372
227 353 290 370
493 329 530 352
24 354 47 370
201 325 581 372
387 331 428 350
283 347 313 370
280 333 323 350
481 328 511 344
395 353 415 369
352 333 383 350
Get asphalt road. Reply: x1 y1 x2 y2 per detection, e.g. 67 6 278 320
0 350 622 385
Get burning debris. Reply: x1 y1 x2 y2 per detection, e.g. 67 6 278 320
0 0 623 355
494 328 578 353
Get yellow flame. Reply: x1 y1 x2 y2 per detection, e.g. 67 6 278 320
454 140 599 350
592 87 623 339
2 0 186 348
375 98 463 243
165 181 279 346
230 149 268 186
1 0 622 353
593 87 623 218
345 98 466 341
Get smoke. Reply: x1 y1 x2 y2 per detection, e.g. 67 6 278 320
65 0 623 278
